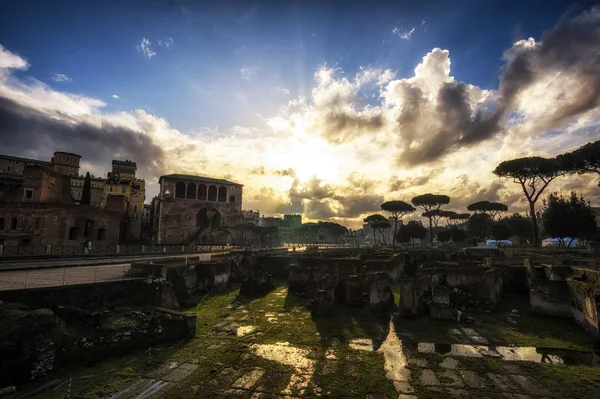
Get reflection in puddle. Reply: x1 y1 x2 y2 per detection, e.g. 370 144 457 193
416 342 591 364
251 342 315 395
378 321 414 394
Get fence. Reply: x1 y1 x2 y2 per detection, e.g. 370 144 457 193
0 243 285 259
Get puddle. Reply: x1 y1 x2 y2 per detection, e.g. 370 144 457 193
416 342 595 365
349 338 374 352
378 321 413 394
250 342 315 395
237 325 258 337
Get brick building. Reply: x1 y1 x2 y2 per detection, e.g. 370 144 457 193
0 202 121 247
154 174 244 244
0 166 122 247
70 175 106 207
102 160 145 241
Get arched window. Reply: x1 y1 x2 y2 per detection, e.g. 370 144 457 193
197 184 207 200
211 210 221 227
97 228 107 241
218 186 227 202
229 195 235 203
196 208 209 228
10 217 17 230
207 185 217 201
175 182 186 198
186 183 197 199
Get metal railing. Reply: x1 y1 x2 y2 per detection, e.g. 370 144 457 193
0 243 286 259
0 264 143 291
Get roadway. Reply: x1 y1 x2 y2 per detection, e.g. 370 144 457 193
0 247 293 291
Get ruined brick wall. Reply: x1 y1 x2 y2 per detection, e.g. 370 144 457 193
0 202 121 246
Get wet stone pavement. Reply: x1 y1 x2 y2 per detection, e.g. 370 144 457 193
28 286 600 399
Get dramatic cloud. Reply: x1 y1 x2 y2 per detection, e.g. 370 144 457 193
499 7 600 134
157 37 174 48
136 38 156 59
1 6 599 229
51 73 71 83
389 168 442 191
0 44 28 70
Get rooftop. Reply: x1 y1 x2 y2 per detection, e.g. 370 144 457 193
112 159 137 167
159 173 243 187
53 151 81 158
0 154 51 165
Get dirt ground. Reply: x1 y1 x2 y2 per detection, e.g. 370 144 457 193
28 284 600 399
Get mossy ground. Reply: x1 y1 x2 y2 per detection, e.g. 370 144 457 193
27 284 600 398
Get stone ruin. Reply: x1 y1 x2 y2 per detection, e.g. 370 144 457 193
288 255 395 315
398 261 502 319
523 253 600 338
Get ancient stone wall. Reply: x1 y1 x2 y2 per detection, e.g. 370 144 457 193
0 279 161 309
0 303 195 387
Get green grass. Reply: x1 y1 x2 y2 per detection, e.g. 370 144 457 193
23 284 600 398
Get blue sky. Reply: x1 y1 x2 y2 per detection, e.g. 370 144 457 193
1 0 592 132
1 1 599 225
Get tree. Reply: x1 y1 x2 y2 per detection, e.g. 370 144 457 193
450 227 466 243
81 172 91 205
541 191 597 247
437 230 452 244
491 223 512 241
411 194 451 244
439 210 458 227
396 224 412 244
405 220 427 245
364 214 391 244
449 213 470 228
493 157 565 246
467 213 492 244
467 201 509 220
502 213 533 245
557 140 600 186
380 200 415 248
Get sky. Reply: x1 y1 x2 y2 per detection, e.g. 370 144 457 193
0 0 599 228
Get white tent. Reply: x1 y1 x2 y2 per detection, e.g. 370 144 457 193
542 237 579 247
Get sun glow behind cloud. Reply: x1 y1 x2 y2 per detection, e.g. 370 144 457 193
1 6 600 228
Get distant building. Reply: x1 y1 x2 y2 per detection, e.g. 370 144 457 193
70 175 105 207
0 154 51 174
260 216 283 228
50 152 81 177
283 214 302 229
242 210 260 225
102 160 145 241
154 174 244 244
